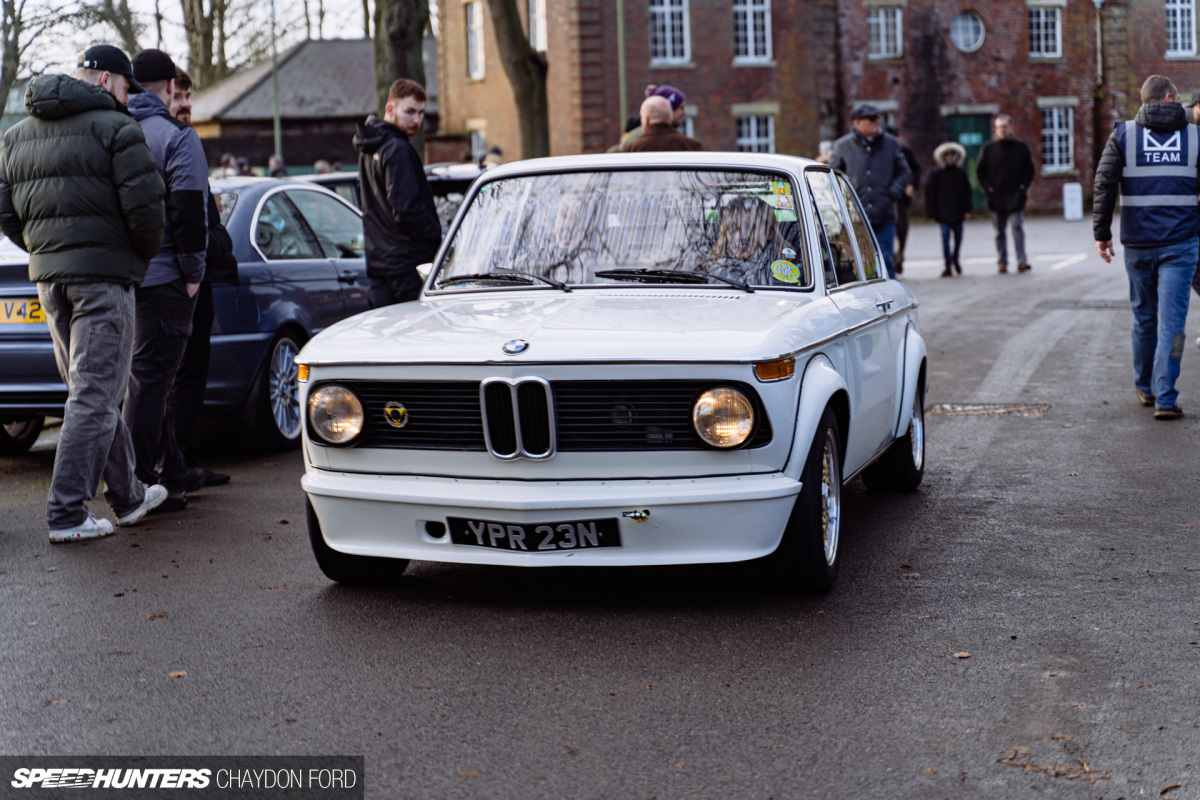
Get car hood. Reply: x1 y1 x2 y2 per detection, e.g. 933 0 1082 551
300 289 843 364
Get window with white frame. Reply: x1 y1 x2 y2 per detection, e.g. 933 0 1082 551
649 0 691 64
736 115 775 153
528 0 547 51
1167 0 1197 56
868 7 903 59
949 11 985 52
466 1 485 79
733 0 772 62
1041 106 1073 172
1028 6 1062 58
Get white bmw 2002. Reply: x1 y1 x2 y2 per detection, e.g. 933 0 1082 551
296 152 926 593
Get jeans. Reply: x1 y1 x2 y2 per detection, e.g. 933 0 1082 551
124 280 197 486
368 269 423 308
991 210 1027 266
1124 239 1198 409
940 222 964 267
38 282 146 528
895 200 912 272
871 221 896 279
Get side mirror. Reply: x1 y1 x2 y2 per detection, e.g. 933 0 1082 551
416 262 433 279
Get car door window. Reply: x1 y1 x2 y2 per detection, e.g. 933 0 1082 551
254 195 321 260
833 173 881 281
286 190 365 259
805 170 859 287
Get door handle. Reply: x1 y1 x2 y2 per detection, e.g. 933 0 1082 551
875 298 894 311
337 270 357 285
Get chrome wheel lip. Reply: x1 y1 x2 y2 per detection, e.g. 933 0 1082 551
268 338 302 439
821 429 841 566
910 393 925 471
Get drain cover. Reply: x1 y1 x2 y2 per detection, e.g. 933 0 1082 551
1036 299 1127 310
928 403 1051 418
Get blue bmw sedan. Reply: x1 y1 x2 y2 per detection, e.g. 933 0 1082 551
0 178 370 453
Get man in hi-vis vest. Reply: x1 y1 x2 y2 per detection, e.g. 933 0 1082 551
1094 74 1199 420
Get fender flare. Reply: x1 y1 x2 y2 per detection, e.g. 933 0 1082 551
783 354 850 482
894 323 928 438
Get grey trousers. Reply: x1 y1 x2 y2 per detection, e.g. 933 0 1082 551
991 210 1028 266
38 282 146 529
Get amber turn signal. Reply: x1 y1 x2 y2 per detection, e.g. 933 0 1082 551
753 357 795 382
297 364 310 383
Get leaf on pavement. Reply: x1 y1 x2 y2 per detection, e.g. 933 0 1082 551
168 671 187 678
147 612 167 621
954 652 971 659
921 768 937 775
46 699 69 706
1162 785 1182 795
457 771 480 778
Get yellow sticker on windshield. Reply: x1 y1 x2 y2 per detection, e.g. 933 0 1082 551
771 181 791 195
771 260 800 283
774 195 794 210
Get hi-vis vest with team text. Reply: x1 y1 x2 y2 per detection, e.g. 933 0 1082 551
1118 120 1200 246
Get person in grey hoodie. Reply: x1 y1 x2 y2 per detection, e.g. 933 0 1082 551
0 45 168 541
125 48 208 508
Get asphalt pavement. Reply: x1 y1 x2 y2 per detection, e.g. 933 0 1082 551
2 212 1199 799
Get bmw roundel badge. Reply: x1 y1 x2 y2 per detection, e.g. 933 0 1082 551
502 339 529 355
384 401 409 428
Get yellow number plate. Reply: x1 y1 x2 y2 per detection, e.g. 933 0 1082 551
0 298 45 324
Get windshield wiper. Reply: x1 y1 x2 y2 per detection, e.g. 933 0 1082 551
595 268 754 293
437 270 571 291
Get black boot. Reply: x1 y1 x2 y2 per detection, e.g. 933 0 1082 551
953 259 962 274
941 266 953 278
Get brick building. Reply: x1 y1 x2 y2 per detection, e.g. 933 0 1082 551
438 0 840 159
437 0 1200 211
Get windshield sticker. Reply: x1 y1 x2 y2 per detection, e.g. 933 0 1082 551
771 181 791 195
774 195 794 210
770 260 801 283
781 247 797 261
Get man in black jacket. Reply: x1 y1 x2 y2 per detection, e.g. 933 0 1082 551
828 103 912 280
354 79 442 307
0 45 168 541
975 114 1036 274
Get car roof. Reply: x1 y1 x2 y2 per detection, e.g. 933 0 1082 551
478 151 824 182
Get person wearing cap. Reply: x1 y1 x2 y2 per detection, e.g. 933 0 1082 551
624 95 703 152
124 48 211 510
828 103 912 279
975 114 1036 273
0 44 168 541
618 85 689 152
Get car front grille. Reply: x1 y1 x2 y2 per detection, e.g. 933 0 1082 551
325 379 771 454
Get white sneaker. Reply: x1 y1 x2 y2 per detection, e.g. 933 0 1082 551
49 513 115 543
116 484 169 527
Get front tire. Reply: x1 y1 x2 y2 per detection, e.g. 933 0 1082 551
252 331 305 451
306 498 409 585
0 416 45 455
862 382 925 492
767 407 843 594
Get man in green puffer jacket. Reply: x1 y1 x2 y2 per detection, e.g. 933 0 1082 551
0 45 168 542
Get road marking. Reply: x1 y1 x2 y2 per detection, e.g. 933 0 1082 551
1047 254 1088 271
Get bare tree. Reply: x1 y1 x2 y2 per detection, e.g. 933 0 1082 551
361 0 370 38
180 0 233 87
75 0 143 56
487 0 548 158
373 0 427 151
0 0 72 119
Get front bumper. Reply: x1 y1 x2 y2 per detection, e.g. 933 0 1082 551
302 470 801 566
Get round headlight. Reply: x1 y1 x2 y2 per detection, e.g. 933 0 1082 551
692 387 755 448
308 385 364 445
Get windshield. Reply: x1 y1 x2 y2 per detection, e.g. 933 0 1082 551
434 169 811 290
